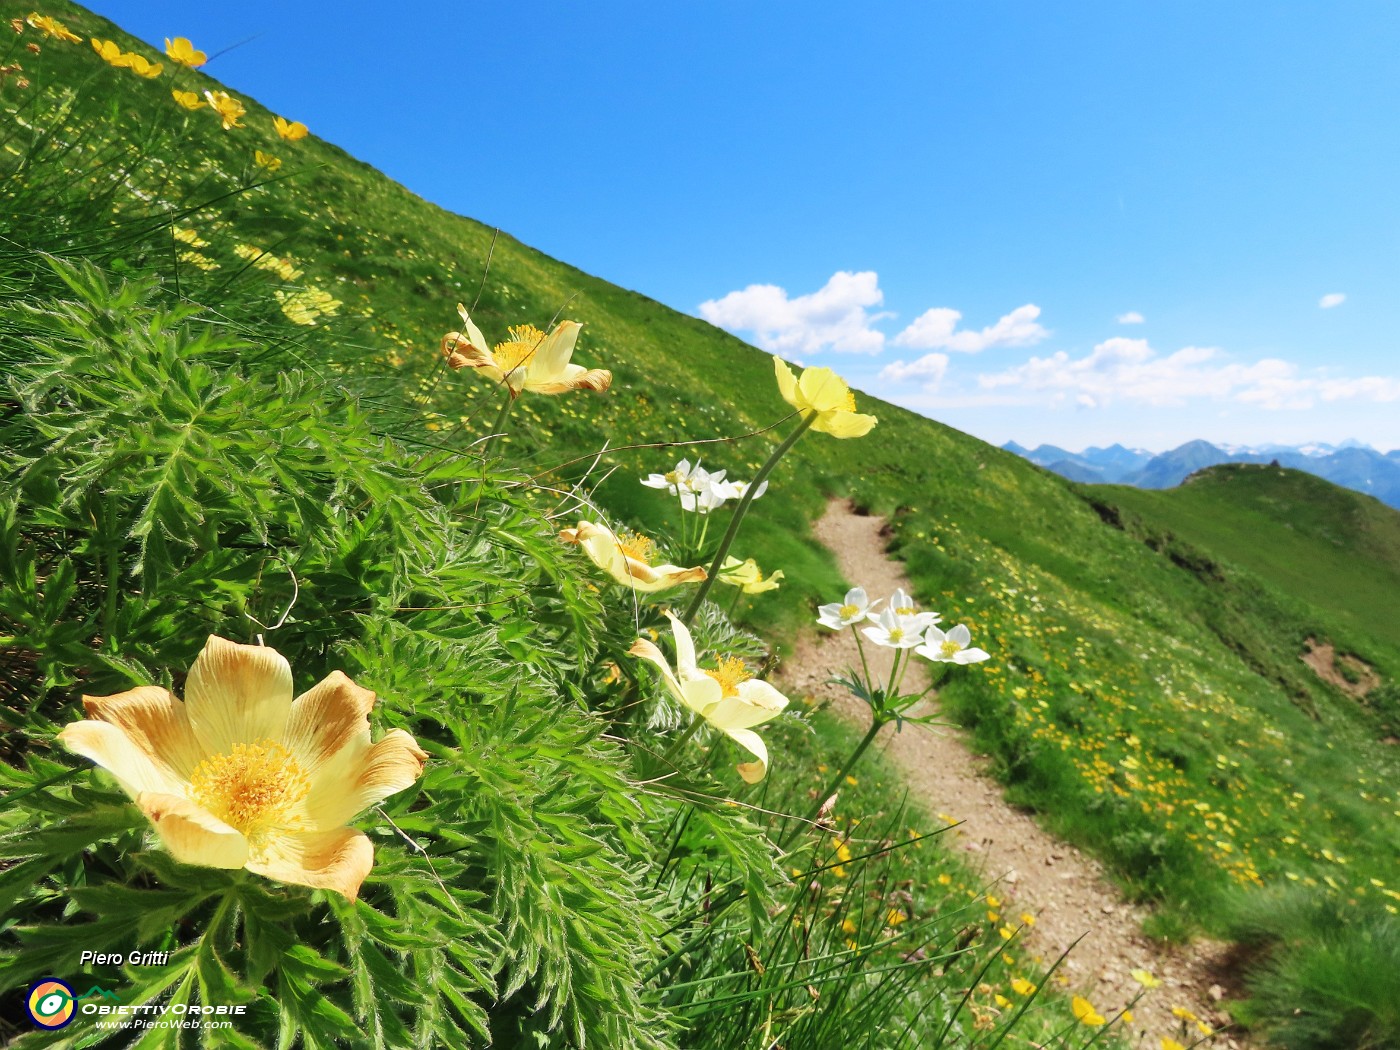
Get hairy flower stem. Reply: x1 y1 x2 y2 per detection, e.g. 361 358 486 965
464 390 516 544
681 413 815 625
663 715 705 764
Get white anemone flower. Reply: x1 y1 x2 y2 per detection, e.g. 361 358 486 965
642 458 705 495
861 606 926 649
717 479 769 501
679 473 735 514
628 612 789 783
885 587 941 633
816 587 879 630
916 624 990 665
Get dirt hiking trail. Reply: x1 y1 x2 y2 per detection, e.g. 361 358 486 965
776 499 1245 1049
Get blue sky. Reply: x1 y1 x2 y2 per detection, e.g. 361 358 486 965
92 1 1400 452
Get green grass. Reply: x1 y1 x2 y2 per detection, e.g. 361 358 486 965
4 4 1400 1045
1103 463 1400 660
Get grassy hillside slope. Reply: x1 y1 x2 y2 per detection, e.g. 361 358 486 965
8 0 1399 980
1105 464 1400 658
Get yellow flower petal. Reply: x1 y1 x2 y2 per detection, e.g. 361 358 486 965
164 36 207 68
274 116 309 141
183 636 295 756
771 356 876 438
244 826 375 901
1071 995 1106 1026
305 730 428 829
60 718 185 798
171 89 205 110
561 521 706 592
78 685 204 785
137 791 249 869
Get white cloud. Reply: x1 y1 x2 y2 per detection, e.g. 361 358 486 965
878 352 949 387
697 271 890 354
893 303 1048 353
1319 293 1346 309
1116 311 1145 324
978 337 1400 411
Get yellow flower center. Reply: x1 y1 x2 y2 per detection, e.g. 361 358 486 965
842 390 857 412
838 603 860 619
704 655 751 698
616 530 655 564
493 324 545 375
664 470 679 484
939 639 962 658
889 627 906 644
187 739 310 843
896 604 916 616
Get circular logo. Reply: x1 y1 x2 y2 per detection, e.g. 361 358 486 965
27 979 76 1029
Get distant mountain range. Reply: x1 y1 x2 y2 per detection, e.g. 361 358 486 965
1003 439 1400 509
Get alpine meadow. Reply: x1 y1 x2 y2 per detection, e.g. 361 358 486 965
2 5 1398 1050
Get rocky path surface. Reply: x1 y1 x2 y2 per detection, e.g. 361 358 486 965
774 499 1244 1049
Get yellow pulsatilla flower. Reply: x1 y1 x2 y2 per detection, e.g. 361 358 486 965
123 53 162 78
171 88 205 109
629 612 789 782
203 89 245 129
91 37 123 64
274 115 309 141
164 36 206 68
254 150 282 172
1130 968 1162 988
559 520 705 593
441 305 612 398
773 356 877 438
1071 995 1106 1026
26 12 80 42
59 636 427 900
717 556 784 594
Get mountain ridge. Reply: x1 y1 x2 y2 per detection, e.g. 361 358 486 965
1005 438 1400 507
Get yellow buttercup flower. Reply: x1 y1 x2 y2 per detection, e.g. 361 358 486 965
275 288 342 326
26 13 81 43
274 115 309 141
772 357 877 438
123 54 163 78
560 521 705 593
255 150 282 172
91 37 123 64
171 88 205 110
1071 995 1106 1026
1130 967 1162 988
1011 978 1036 996
717 556 784 594
59 636 427 901
629 612 789 782
442 306 612 398
203 89 245 130
164 36 206 68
